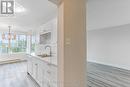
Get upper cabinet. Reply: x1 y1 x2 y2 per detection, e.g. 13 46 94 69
39 21 52 34
39 18 57 45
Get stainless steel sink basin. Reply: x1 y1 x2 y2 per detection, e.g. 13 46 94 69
37 54 51 58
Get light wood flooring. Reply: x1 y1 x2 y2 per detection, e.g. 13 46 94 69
0 62 39 87
0 61 130 87
87 62 130 87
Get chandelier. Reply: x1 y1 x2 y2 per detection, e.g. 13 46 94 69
2 26 16 48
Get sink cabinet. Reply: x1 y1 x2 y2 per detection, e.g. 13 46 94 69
27 56 57 87
27 56 33 76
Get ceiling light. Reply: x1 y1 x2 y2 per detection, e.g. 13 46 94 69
2 26 16 48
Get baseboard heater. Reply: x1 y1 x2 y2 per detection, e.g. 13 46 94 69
0 59 26 65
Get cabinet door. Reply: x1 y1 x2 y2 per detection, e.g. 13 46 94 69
32 62 38 80
44 64 57 87
28 60 33 75
37 61 43 86
40 21 52 34
41 62 48 87
41 69 47 87
27 58 33 76
50 66 58 87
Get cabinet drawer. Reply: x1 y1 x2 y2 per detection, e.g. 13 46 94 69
45 65 57 81
51 82 58 87
44 79 57 87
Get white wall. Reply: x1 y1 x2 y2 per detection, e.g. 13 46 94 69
88 0 130 30
88 24 130 70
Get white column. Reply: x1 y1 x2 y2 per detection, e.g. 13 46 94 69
58 0 87 87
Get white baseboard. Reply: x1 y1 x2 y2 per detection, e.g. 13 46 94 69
87 60 130 71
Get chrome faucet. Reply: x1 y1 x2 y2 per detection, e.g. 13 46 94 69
45 45 51 56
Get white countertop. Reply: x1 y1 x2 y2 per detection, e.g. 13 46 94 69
27 53 57 66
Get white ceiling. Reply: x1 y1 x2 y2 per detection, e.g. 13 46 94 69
0 0 57 32
88 0 130 30
1 0 129 32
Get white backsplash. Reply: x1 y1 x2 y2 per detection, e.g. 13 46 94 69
35 18 57 62
35 44 45 55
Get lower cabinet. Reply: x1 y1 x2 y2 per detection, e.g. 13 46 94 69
43 64 57 87
37 63 43 86
27 56 57 87
27 58 33 76
32 61 38 80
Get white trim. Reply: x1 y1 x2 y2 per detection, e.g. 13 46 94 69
88 60 130 70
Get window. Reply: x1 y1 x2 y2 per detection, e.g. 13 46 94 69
0 33 8 53
11 34 27 53
0 33 27 54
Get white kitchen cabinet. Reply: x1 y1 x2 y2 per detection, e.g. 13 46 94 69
38 18 57 44
27 56 57 87
41 68 46 87
27 56 33 76
42 63 57 87
37 61 44 87
32 60 38 80
39 20 53 35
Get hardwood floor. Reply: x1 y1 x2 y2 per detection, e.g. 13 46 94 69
87 62 130 87
0 61 130 87
0 62 39 87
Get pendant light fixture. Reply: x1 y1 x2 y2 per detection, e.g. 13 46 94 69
2 26 16 49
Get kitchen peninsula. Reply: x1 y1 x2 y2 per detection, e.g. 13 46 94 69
27 18 57 87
